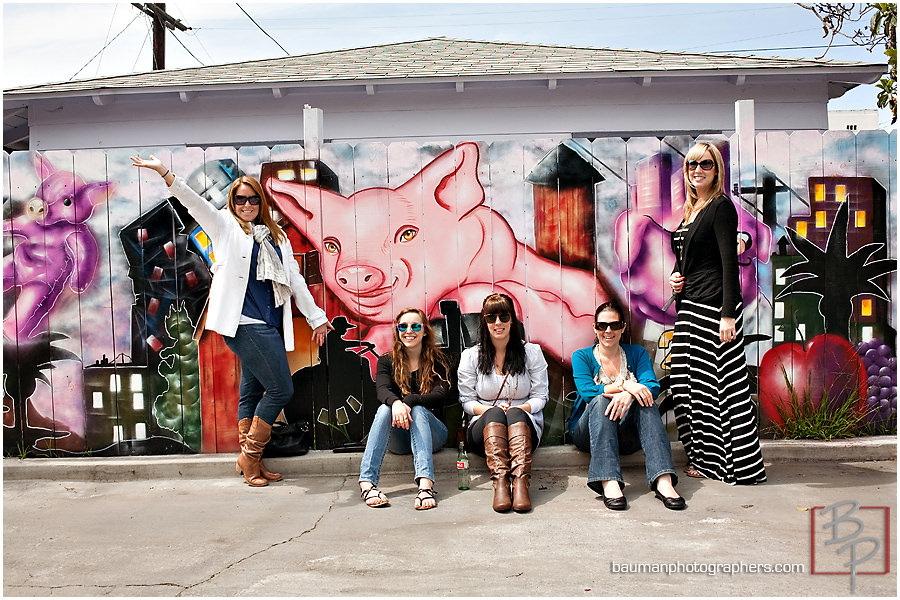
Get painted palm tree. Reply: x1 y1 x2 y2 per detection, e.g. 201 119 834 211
778 201 896 339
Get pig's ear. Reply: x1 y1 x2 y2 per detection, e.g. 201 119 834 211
265 178 316 222
84 181 114 207
32 152 56 180
424 143 485 215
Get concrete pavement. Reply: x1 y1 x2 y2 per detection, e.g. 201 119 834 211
3 438 897 596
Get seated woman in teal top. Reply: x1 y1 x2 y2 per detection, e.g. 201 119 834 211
570 300 684 511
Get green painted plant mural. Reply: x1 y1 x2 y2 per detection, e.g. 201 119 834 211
154 303 201 450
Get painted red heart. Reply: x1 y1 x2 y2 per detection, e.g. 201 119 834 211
758 333 867 426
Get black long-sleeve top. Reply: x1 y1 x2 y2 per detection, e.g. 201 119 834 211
375 353 453 416
670 194 741 319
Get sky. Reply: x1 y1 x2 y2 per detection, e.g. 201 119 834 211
2 1 895 128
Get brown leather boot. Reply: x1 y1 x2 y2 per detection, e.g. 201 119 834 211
236 416 270 487
483 422 512 512
508 421 533 512
238 417 282 482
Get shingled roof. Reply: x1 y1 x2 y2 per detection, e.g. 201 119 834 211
5 37 885 97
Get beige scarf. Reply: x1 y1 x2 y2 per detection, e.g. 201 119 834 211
252 224 292 308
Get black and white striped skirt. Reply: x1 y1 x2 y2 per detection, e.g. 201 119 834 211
670 299 766 485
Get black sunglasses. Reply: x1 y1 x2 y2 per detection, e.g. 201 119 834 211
687 159 715 172
484 313 512 324
594 320 626 331
397 322 423 333
233 194 261 206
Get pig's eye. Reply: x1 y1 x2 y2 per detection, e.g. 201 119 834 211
323 238 340 255
63 198 72 206
396 227 418 244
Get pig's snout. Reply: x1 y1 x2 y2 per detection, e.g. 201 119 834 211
336 265 387 294
25 198 45 221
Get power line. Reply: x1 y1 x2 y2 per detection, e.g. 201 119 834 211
170 29 205 65
131 18 152 72
96 3 120 77
70 13 142 81
235 3 290 56
199 4 792 29
705 43 875 54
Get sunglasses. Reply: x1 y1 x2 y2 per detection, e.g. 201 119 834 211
687 159 715 172
397 322 423 333
233 194 261 206
594 320 626 331
483 313 512 324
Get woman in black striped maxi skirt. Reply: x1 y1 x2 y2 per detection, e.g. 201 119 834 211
668 142 766 485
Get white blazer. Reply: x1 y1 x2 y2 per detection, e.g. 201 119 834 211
169 177 328 351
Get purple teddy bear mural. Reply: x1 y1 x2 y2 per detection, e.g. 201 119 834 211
3 153 113 340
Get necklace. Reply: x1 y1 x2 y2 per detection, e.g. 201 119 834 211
593 345 628 387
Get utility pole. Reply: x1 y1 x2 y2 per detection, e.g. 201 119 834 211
131 3 190 70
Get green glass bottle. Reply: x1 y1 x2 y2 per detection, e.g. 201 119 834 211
457 441 470 490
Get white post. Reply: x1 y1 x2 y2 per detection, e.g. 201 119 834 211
303 104 324 159
734 99 756 193
734 99 761 366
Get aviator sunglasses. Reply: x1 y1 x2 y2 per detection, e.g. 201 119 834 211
484 312 512 324
687 159 715 172
594 320 626 331
397 322 423 333
233 194 261 206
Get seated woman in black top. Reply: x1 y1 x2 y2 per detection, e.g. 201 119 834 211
358 308 452 510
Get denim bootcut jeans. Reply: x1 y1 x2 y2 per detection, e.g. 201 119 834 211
223 323 294 425
359 403 448 485
572 395 677 489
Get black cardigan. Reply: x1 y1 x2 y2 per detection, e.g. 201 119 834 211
670 194 741 319
375 353 452 416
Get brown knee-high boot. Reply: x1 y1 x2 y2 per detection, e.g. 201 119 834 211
236 416 272 487
238 418 282 482
508 421 533 512
483 422 512 512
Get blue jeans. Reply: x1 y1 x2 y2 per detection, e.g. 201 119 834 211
572 395 677 490
359 404 448 486
223 324 293 425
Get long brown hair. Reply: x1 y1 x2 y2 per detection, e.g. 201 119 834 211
227 175 286 245
476 293 527 376
391 308 450 395
682 141 726 222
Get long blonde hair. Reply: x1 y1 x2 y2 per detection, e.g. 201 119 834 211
226 175 286 245
391 308 450 395
682 142 726 222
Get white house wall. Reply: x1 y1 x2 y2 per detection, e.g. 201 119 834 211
23 76 831 150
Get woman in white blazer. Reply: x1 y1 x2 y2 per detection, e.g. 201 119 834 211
132 155 331 487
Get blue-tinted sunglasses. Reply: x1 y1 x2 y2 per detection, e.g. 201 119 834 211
397 323 423 333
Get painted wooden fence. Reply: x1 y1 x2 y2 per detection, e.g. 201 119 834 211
3 131 896 456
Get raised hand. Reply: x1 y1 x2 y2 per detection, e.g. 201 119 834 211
130 155 165 175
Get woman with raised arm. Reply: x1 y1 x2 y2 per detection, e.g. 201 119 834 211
358 308 452 510
570 300 684 510
131 155 332 487
668 142 766 485
457 293 549 513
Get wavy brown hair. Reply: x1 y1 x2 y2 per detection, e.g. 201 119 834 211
682 141 726 222
391 308 450 395
476 293 526 376
227 175 286 245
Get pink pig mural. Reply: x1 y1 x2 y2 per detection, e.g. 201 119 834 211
265 142 611 363
3 153 113 340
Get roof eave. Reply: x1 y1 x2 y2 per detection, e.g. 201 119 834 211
4 64 887 102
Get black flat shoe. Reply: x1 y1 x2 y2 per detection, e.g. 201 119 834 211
600 490 627 511
654 490 686 511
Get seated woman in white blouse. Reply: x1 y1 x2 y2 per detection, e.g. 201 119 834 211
457 293 549 513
